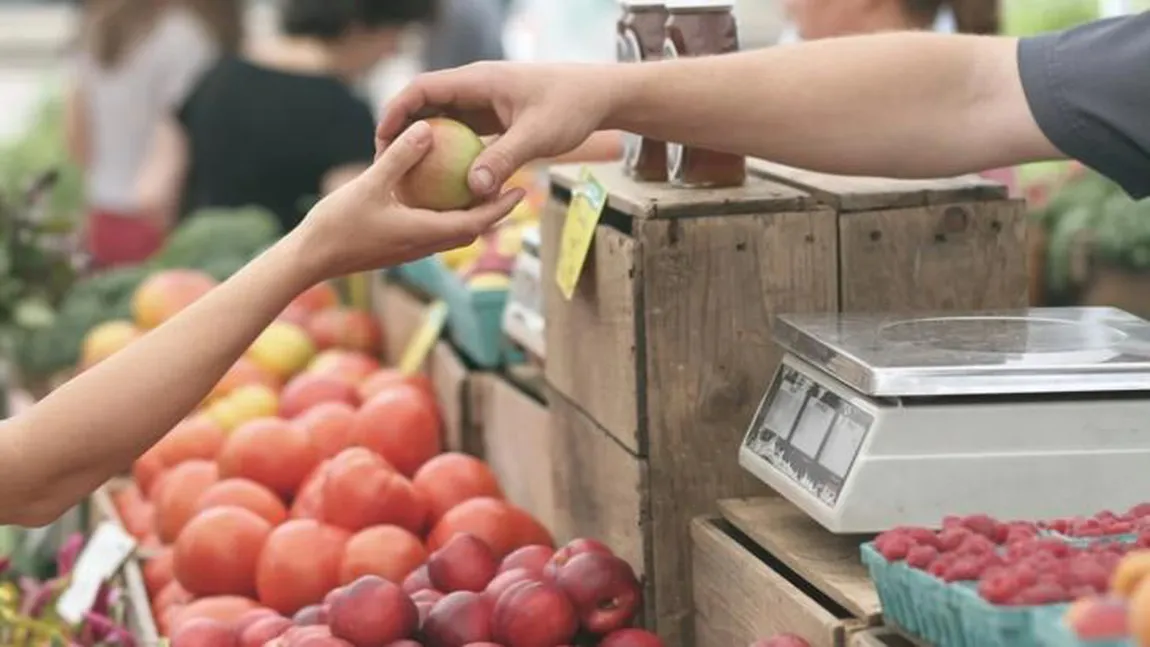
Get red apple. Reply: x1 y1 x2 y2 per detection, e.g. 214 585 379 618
492 580 578 647
554 552 641 635
328 575 418 646
422 591 493 647
542 538 613 581
499 545 554 577
428 533 499 593
403 564 433 594
483 568 536 606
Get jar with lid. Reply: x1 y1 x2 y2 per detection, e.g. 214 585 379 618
663 0 746 188
617 1 670 182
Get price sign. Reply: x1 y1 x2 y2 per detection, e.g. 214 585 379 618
398 300 448 376
56 523 136 624
555 168 608 301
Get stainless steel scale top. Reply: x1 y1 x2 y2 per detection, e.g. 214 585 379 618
773 307 1150 397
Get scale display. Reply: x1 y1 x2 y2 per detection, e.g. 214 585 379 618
745 364 874 508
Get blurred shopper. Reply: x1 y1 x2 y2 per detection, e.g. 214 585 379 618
136 0 435 235
423 0 509 71
66 0 240 268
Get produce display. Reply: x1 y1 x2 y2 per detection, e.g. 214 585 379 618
863 507 1150 646
0 533 138 645
80 273 651 646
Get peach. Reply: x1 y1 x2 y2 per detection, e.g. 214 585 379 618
554 552 641 635
231 609 279 637
1112 551 1150 597
340 525 428 585
328 575 419 646
171 618 237 647
279 373 359 419
80 320 141 368
296 402 357 460
293 604 328 626
499 545 554 578
396 117 485 211
428 533 499 593
132 269 218 330
411 589 445 605
306 308 383 356
239 616 293 647
483 568 536 606
491 580 578 647
600 629 666 646
422 591 494 647
308 349 380 385
1064 597 1128 641
543 538 613 581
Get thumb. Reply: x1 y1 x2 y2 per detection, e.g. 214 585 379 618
468 124 540 197
366 120 433 187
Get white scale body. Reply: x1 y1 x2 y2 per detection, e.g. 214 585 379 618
738 307 1150 534
502 224 545 360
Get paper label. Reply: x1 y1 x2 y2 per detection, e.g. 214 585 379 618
555 168 608 301
56 523 136 624
398 300 448 376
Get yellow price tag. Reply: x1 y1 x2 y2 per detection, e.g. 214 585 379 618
555 168 608 301
399 300 448 376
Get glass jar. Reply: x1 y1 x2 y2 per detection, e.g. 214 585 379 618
617 1 670 181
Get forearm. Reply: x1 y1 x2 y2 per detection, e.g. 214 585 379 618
0 231 320 525
606 32 1058 178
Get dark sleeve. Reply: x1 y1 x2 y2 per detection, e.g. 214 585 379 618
326 97 377 169
1018 12 1150 199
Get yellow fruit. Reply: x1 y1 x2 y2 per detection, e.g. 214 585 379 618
1113 551 1150 598
467 273 511 290
247 321 316 380
507 198 538 224
440 238 484 271
494 224 524 257
206 384 278 433
80 320 141 368
1129 577 1150 644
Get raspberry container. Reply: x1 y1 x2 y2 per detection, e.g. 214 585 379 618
1041 531 1139 549
1031 604 1134 647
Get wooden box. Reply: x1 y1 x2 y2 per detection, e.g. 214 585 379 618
692 497 882 647
540 162 1026 644
90 480 162 643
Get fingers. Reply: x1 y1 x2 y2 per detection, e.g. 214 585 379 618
366 121 432 186
376 65 500 154
468 123 546 197
406 187 526 246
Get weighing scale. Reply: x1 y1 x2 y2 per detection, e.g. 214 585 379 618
738 307 1150 534
502 225 545 360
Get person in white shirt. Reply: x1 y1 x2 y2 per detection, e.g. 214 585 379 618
65 0 239 268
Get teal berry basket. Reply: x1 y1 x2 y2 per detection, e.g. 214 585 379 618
391 257 524 368
951 581 1049 647
1040 531 1139 548
1031 604 1134 647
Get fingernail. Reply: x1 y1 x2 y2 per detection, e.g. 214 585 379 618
472 167 495 194
407 120 432 144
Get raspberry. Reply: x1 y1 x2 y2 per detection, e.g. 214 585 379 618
906 545 939 570
937 527 973 553
943 557 987 582
1129 503 1150 519
1102 521 1134 535
928 553 959 579
942 515 964 530
960 514 1000 540
979 570 1023 605
1045 518 1073 535
877 534 914 562
1009 581 1072 606
955 535 997 557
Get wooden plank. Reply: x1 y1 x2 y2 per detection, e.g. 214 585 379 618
541 199 643 454
692 517 861 647
548 162 814 220
748 158 1007 212
481 375 556 533
91 481 161 643
372 276 430 368
849 628 918 647
838 200 1029 312
719 497 881 622
428 341 471 454
639 208 839 645
547 392 648 599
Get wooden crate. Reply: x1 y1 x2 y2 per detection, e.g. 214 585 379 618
747 158 1029 312
541 161 1028 644
691 497 882 647
90 480 161 644
473 371 555 533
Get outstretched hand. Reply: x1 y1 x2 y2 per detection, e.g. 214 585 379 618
300 119 525 281
375 62 615 199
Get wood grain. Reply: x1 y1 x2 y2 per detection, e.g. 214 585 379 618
692 517 860 647
748 158 1006 211
849 628 918 647
719 497 881 621
481 375 556 533
639 208 839 644
548 162 814 220
837 200 1029 313
542 198 642 453
428 341 470 454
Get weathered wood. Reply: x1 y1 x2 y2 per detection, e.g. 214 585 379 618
549 162 814 220
849 628 918 647
372 274 430 368
428 341 470 454
692 517 868 647
748 158 1007 211
481 375 556 533
640 210 839 643
837 200 1029 312
719 497 880 621
547 391 648 598
541 201 642 454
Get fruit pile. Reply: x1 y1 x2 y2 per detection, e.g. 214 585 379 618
171 535 660 647
1058 549 1150 644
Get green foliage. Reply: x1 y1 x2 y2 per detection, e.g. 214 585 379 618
1002 0 1099 36
0 91 84 233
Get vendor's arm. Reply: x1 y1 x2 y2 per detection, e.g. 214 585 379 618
379 13 1150 199
0 122 524 527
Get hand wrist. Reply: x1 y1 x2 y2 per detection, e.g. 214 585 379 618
601 61 655 133
271 226 327 292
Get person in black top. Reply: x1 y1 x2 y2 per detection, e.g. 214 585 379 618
136 0 436 233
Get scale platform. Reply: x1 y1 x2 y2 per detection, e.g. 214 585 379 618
738 307 1150 534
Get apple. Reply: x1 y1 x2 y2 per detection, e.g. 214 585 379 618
395 118 485 211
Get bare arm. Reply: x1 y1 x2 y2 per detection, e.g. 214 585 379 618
135 117 189 227
0 121 524 527
606 33 1060 179
63 82 89 169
